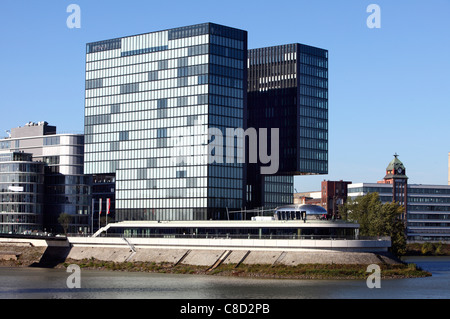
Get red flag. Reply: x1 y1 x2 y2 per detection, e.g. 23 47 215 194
107 198 111 215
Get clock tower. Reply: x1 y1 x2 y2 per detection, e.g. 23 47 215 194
380 154 408 220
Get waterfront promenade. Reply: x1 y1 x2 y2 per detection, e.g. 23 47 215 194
0 231 397 269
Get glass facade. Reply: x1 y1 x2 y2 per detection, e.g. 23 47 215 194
248 43 328 175
0 152 44 234
107 223 357 240
246 43 328 210
84 23 247 221
42 135 91 233
0 123 91 234
91 174 115 229
263 175 294 209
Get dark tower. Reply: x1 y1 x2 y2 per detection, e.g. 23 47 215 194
382 154 408 221
246 43 329 210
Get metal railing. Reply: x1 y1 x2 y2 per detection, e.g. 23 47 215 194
67 232 390 241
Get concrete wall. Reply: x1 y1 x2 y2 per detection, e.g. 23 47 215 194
63 236 395 265
67 236 390 252
0 236 390 253
63 247 399 266
0 237 69 247
0 236 398 266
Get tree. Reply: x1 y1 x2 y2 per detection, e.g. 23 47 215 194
341 193 406 256
58 213 72 235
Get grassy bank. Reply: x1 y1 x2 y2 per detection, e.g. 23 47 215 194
0 244 432 279
57 258 431 280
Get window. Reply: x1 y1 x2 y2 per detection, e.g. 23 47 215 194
147 158 157 167
176 170 187 178
43 156 60 165
187 178 197 187
147 179 157 189
148 71 158 81
111 104 121 114
86 78 103 89
157 99 167 109
110 141 120 151
119 131 129 141
158 60 168 70
157 128 167 138
120 83 139 94
178 57 189 67
137 169 147 179
44 136 60 146
0 141 10 149
198 75 208 85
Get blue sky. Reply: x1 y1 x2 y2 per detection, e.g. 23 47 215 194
1 0 449 192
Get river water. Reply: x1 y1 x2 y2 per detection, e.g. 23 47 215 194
0 257 449 299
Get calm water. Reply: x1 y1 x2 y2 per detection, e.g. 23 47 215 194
0 257 449 299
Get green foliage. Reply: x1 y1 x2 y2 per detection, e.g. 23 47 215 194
341 193 406 256
434 242 444 255
419 242 445 255
57 213 72 234
421 242 434 255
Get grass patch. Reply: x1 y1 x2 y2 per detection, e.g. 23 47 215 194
209 262 431 279
58 258 431 280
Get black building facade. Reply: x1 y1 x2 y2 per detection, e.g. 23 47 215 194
246 43 328 210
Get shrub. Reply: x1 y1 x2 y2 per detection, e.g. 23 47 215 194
421 242 434 255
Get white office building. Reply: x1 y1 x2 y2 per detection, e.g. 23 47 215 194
348 183 450 242
0 121 91 233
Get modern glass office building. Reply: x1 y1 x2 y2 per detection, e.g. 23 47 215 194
246 43 328 209
0 122 91 234
0 152 44 234
84 23 247 221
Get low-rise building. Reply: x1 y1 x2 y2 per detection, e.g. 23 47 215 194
298 156 450 242
0 122 91 234
0 152 44 233
348 182 450 242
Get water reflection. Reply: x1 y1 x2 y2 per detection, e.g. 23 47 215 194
1 257 449 299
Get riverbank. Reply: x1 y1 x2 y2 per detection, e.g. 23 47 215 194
0 242 433 280
55 257 431 280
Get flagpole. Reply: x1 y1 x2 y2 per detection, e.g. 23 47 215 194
99 198 102 231
91 198 94 235
106 198 110 236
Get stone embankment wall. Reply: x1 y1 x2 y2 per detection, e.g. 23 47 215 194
0 238 401 268
66 246 400 265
